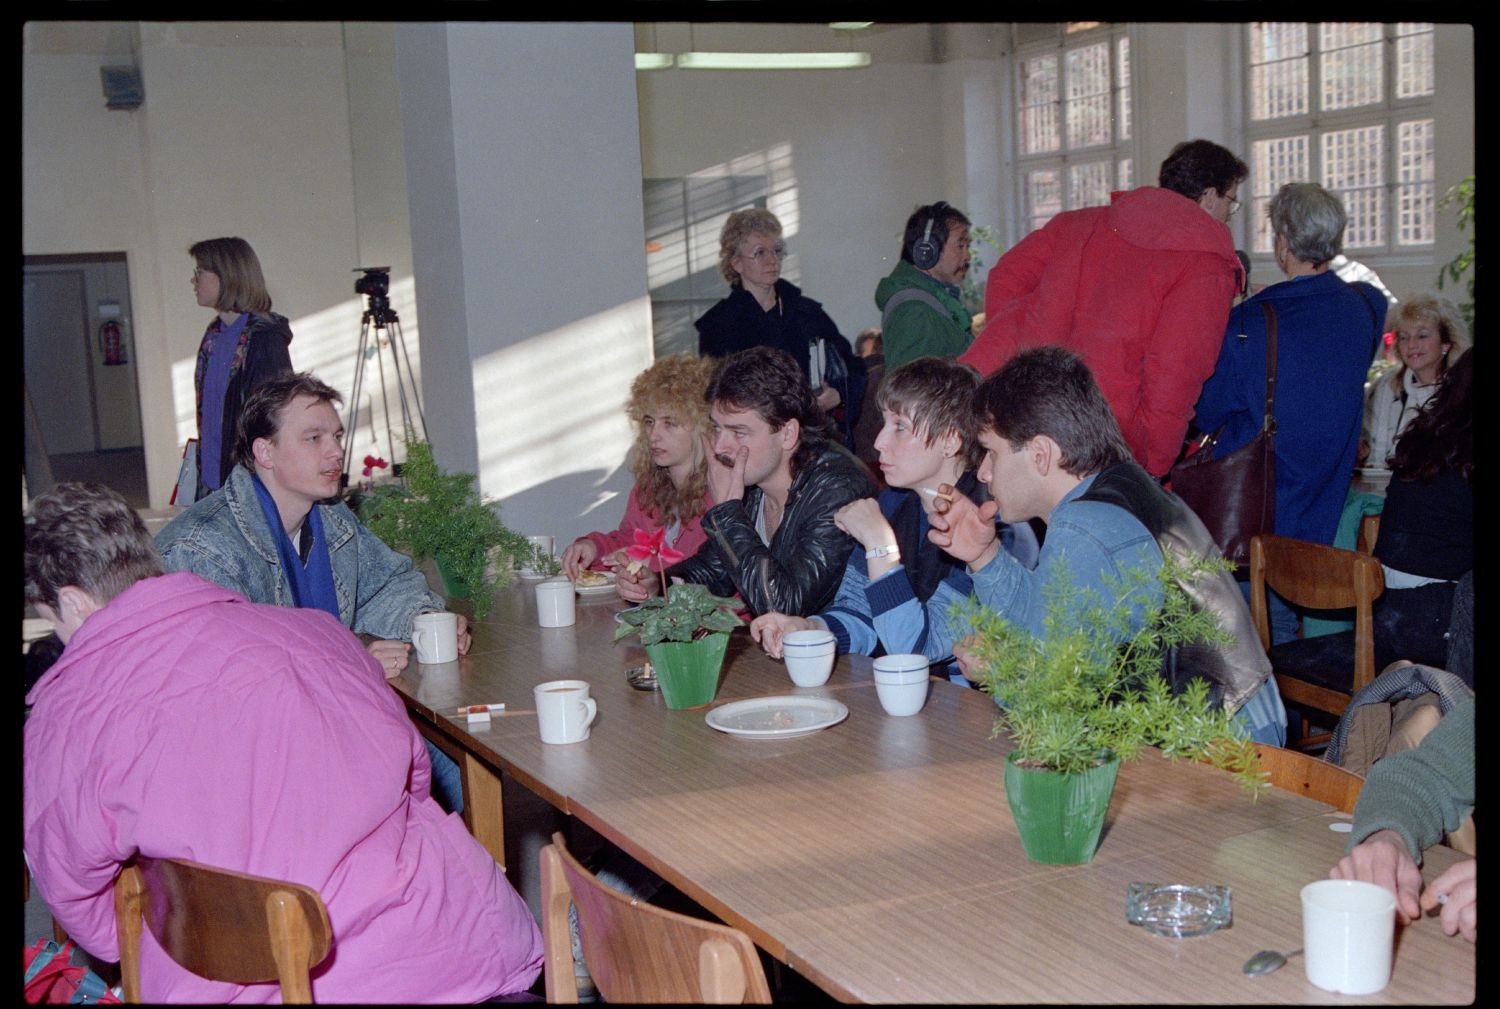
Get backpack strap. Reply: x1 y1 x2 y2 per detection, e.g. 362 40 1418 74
880 287 950 330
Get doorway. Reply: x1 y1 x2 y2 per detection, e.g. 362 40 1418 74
23 253 148 508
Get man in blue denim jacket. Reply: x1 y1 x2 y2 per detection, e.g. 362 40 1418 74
155 372 469 808
925 347 1287 745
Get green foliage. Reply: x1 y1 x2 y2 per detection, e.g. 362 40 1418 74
612 582 743 647
358 441 531 621
952 554 1265 793
527 542 562 578
961 224 1003 318
1436 175 1475 335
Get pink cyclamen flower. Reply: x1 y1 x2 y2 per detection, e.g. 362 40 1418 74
624 527 686 598
362 455 389 478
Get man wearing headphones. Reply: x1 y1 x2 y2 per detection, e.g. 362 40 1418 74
874 202 975 371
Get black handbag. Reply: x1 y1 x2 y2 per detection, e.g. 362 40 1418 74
1170 302 1278 570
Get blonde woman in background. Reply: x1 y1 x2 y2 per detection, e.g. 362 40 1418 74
1363 294 1469 469
561 354 716 579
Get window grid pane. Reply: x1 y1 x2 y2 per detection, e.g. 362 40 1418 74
1065 43 1112 149
1068 162 1111 210
1396 119 1436 245
1118 158 1132 191
1250 136 1309 253
1320 23 1383 111
1395 23 1435 99
1027 169 1063 232
1116 37 1131 141
1322 124 1386 249
1020 55 1060 154
1249 22 1309 120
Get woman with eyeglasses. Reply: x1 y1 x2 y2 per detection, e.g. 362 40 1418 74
187 237 294 501
1192 182 1386 643
695 209 864 450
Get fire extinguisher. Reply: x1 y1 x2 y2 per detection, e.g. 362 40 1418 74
99 319 127 366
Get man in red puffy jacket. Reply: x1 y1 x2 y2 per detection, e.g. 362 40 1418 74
960 139 1247 478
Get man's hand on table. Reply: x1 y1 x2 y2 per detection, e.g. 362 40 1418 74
367 638 412 678
749 612 816 659
455 614 471 656
1330 829 1424 923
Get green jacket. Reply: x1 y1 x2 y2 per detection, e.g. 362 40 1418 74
874 260 973 370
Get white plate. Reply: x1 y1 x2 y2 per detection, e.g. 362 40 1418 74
574 572 617 597
517 570 554 582
705 696 849 739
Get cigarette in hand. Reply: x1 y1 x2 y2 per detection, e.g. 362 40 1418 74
918 486 955 502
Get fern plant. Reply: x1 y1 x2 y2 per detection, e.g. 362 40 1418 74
953 554 1265 793
358 441 531 621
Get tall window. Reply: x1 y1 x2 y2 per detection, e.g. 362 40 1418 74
1245 22 1435 255
1014 24 1133 234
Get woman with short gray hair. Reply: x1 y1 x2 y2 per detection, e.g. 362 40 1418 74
1193 182 1387 643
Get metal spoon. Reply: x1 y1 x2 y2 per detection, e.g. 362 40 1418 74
1242 948 1302 976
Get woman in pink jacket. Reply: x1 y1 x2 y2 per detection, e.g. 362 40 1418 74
562 354 716 581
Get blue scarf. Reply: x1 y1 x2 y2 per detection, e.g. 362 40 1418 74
250 472 340 620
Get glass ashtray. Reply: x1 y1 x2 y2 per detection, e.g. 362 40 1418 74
1125 883 1232 937
625 664 659 692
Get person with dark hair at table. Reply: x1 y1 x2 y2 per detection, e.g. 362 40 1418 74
187 236 294 501
618 346 873 617
24 483 543 1002
929 347 1285 743
961 139 1248 478
155 372 469 813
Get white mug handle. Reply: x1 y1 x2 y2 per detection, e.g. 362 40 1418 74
412 627 430 656
580 697 598 729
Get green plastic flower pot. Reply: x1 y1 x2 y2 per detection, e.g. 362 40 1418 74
645 634 729 710
1003 752 1121 864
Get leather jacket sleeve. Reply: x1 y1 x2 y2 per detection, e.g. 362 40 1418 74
670 445 873 617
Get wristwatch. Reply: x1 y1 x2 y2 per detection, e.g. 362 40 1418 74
865 543 900 560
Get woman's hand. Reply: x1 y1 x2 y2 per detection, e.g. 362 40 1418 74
615 562 661 603
561 538 598 579
816 383 841 410
749 612 815 659
833 498 893 549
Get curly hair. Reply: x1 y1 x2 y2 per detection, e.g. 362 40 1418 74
717 208 782 287
1391 347 1472 484
25 482 164 611
625 354 716 525
705 346 835 478
1383 294 1472 396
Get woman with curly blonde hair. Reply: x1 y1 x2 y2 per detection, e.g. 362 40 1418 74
1362 294 1470 469
561 354 717 578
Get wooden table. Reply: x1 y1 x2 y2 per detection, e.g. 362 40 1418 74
391 584 1474 1004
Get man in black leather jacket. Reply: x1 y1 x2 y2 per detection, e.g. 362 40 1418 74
618 347 873 617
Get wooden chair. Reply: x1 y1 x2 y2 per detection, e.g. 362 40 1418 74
1252 743 1364 813
1356 512 1381 555
114 857 332 1003
539 833 770 1004
1249 534 1385 751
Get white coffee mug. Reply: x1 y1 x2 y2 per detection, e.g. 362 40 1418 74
524 535 555 575
535 578 576 628
411 611 459 664
1301 879 1397 994
534 679 597 744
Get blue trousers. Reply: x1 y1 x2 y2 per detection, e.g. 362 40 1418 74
424 738 465 814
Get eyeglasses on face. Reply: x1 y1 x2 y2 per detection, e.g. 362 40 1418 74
741 243 787 264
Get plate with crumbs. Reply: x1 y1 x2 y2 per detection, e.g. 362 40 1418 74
705 696 848 739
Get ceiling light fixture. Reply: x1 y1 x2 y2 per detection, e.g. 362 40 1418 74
829 22 874 30
675 51 871 70
634 53 675 70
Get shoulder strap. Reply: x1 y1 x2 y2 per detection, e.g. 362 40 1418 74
1260 302 1277 440
880 287 949 329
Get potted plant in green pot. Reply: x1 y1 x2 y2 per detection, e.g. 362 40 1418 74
612 537 743 709
358 440 532 621
956 556 1265 865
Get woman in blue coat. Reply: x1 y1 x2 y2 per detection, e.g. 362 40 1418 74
1193 183 1384 641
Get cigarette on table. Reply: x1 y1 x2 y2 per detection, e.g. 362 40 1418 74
456 703 506 714
918 487 955 501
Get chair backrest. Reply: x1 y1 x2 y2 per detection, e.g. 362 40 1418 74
539 833 770 1004
1249 534 1385 692
1252 743 1365 813
114 857 332 1003
1356 512 1381 555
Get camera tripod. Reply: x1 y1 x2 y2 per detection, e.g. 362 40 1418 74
343 267 427 487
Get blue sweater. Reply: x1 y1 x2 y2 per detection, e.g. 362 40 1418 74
1193 272 1383 545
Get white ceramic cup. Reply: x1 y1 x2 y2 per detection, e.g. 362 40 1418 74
524 535 555 574
873 653 929 677
411 611 459 664
1301 879 1397 994
874 676 929 716
535 578 576 628
783 628 837 687
534 679 597 744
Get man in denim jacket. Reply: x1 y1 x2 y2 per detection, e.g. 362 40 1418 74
156 372 468 807
925 347 1286 745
